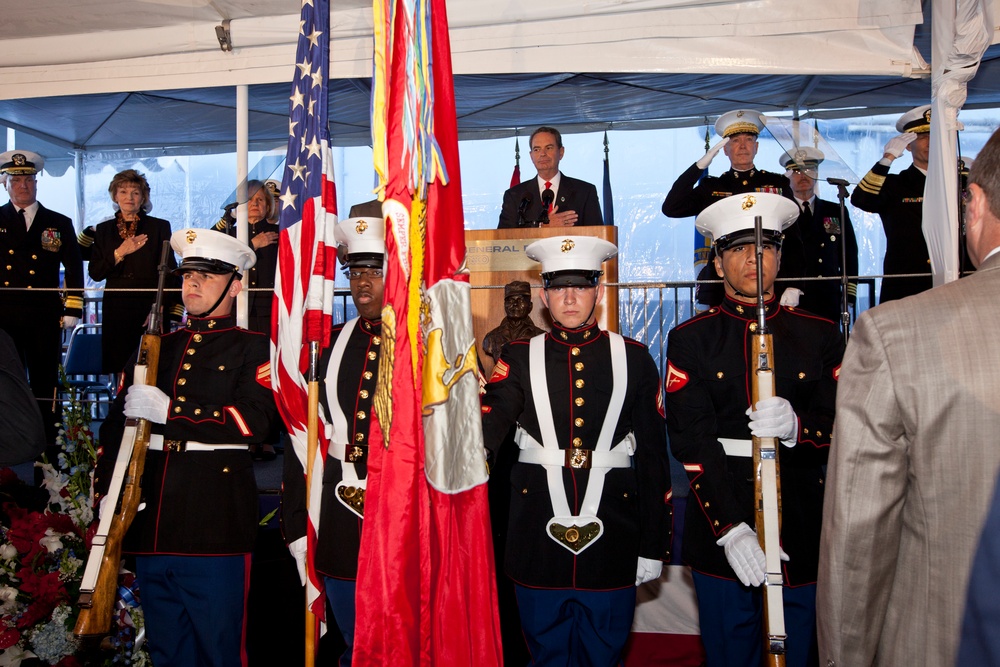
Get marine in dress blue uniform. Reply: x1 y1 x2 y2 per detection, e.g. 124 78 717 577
779 147 859 323
96 229 278 667
664 194 843 667
0 150 84 435
850 104 933 304
661 111 802 307
481 236 672 666
281 216 385 667
498 127 604 228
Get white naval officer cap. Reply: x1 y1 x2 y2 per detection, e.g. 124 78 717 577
779 146 825 179
0 150 45 186
335 217 385 269
526 236 618 287
170 228 256 276
696 192 800 252
715 110 765 138
896 105 932 134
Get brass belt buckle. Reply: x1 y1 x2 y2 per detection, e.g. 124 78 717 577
345 445 366 463
164 439 185 453
565 447 592 469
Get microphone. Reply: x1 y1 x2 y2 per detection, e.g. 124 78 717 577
826 177 850 186
540 188 554 224
517 194 533 228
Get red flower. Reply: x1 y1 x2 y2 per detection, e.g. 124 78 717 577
16 569 67 628
0 467 20 486
0 625 21 649
55 656 82 667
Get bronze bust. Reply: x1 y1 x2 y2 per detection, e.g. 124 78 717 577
482 280 545 360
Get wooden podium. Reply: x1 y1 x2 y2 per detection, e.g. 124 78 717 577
465 226 618 375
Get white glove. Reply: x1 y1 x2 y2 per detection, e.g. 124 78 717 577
883 132 917 159
62 315 80 330
635 557 663 586
747 396 799 446
123 384 171 424
779 287 803 307
695 137 730 170
716 522 789 586
289 536 307 586
98 495 143 520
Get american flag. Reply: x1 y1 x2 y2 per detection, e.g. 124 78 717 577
270 0 338 626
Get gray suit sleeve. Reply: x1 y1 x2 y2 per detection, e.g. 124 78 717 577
0 329 47 466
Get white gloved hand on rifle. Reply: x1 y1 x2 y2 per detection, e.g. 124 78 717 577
883 132 917 160
123 384 171 424
289 536 307 586
747 396 799 447
717 522 788 587
635 557 663 586
779 287 804 308
696 138 730 170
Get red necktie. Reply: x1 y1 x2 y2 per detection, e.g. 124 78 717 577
544 181 552 212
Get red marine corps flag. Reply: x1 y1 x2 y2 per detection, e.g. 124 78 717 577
352 0 503 663
270 0 338 649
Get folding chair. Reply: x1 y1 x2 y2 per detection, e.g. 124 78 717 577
62 324 114 420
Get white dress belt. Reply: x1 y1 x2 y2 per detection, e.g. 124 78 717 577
148 434 247 452
719 438 753 458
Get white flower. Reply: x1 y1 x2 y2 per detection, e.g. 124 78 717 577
0 543 16 562
38 528 64 554
0 585 19 614
0 645 37 667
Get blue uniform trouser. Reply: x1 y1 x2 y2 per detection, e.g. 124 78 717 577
324 577 356 667
514 585 636 667
691 571 817 667
135 554 250 667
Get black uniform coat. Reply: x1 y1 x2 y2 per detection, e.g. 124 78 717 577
664 295 842 586
661 163 803 306
281 317 380 580
850 162 931 303
795 197 859 322
214 217 278 335
87 213 181 373
96 313 278 555
481 321 672 590
0 201 84 414
498 174 604 228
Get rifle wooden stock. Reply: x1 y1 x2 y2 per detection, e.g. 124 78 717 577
74 333 160 639
752 331 786 667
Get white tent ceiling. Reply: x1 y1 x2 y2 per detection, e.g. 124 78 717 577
1 0 999 162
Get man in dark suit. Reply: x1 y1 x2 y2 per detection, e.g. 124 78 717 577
0 149 84 438
497 126 604 228
780 147 859 323
850 104 932 304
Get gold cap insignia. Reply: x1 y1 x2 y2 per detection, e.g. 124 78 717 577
741 194 756 210
12 154 27 166
923 109 932 122
356 219 368 234
560 238 576 253
185 230 198 243
736 110 745 117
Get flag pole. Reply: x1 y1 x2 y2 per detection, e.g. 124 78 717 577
305 339 321 666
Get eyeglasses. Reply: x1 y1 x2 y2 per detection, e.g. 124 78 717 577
347 268 384 280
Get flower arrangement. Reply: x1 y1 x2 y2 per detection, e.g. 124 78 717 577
0 382 148 667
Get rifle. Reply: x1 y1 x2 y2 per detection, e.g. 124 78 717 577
74 241 172 639
750 215 787 666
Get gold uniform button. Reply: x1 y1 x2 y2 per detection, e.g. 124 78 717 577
623 492 629 498
560 331 568 340
749 322 758 332
193 334 203 342
583 330 592 339
575 379 584 389
574 362 584 371
183 363 192 370
208 320 217 328
31 255 37 260
572 437 582 446
798 372 806 379
360 389 369 399
28 270 34 275
717 371 724 379
177 396 186 402
173 406 182 413
177 378 187 386
356 411 366 420
803 428 811 435
222 467 230 473
368 351 377 360
186 348 196 356
574 397 584 407
356 433 365 442
6 250 11 255
373 336 381 345
571 347 581 356
213 411 221 417
574 418 584 427
816 431 823 437
363 371 373 380
522 488 528 495
218 365 225 371
714 520 720 527
5 266 10 270
194 409 202 415
704 501 710 508
830 235 837 242
694 483 701 490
